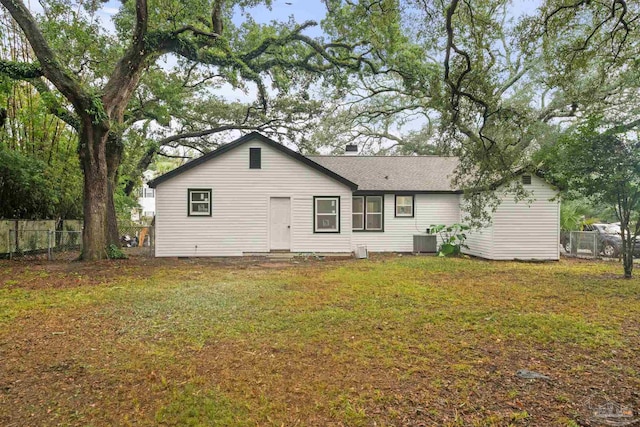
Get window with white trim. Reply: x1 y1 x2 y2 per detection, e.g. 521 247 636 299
395 195 414 217
352 196 364 230
314 196 340 233
366 195 383 231
188 189 212 216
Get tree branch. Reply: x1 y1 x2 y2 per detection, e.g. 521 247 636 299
102 0 149 120
241 20 317 61
28 78 80 130
158 124 268 146
0 0 90 113
605 118 640 135
0 59 42 79
0 60 80 130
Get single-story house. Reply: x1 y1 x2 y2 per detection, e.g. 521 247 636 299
148 132 560 260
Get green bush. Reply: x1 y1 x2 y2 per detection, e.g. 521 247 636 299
106 244 127 259
430 223 470 257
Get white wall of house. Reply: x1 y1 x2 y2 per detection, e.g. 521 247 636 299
154 138 353 256
351 193 460 252
463 175 560 260
462 223 494 259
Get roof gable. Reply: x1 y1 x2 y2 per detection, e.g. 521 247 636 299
148 132 358 189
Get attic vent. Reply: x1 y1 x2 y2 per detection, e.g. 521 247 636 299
345 144 358 155
249 147 261 169
522 175 532 185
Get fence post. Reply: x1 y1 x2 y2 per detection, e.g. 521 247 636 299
569 232 573 256
13 221 19 254
47 230 52 261
8 229 12 261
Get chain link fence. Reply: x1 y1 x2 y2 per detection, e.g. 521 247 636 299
4 229 82 261
52 230 83 261
3 226 154 260
561 231 609 259
119 225 155 257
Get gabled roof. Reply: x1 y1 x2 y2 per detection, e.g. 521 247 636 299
308 156 461 193
148 132 358 189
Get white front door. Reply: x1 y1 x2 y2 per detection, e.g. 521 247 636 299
269 197 291 251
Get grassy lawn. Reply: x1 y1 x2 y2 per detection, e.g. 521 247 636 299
1 255 639 426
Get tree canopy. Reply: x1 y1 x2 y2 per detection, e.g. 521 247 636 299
539 118 640 277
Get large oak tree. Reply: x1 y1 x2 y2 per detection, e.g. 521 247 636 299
0 0 385 259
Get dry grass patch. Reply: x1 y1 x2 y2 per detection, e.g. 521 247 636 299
1 256 639 426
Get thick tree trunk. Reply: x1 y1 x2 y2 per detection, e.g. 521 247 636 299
79 120 110 260
622 236 633 279
618 210 634 279
106 134 123 245
623 253 633 279
106 176 119 246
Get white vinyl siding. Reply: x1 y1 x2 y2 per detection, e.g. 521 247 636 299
155 139 352 256
462 175 560 260
463 224 494 259
352 193 460 252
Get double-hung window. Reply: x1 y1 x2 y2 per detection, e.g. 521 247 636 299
352 196 364 230
188 189 212 216
366 196 383 230
353 195 384 231
314 196 340 233
395 195 414 217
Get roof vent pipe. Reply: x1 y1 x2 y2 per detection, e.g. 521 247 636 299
345 144 358 156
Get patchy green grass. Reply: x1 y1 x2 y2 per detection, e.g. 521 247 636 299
0 256 639 426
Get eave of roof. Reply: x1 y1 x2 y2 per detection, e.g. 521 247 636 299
148 132 358 190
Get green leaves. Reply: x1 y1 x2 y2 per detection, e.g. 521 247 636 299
547 118 640 208
541 117 640 276
430 223 470 257
0 148 64 219
0 60 42 79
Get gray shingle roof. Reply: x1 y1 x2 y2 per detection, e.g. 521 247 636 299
308 156 460 192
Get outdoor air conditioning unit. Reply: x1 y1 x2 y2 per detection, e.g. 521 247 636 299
355 245 368 259
413 234 437 254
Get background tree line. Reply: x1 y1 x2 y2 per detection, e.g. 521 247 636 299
0 12 82 220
